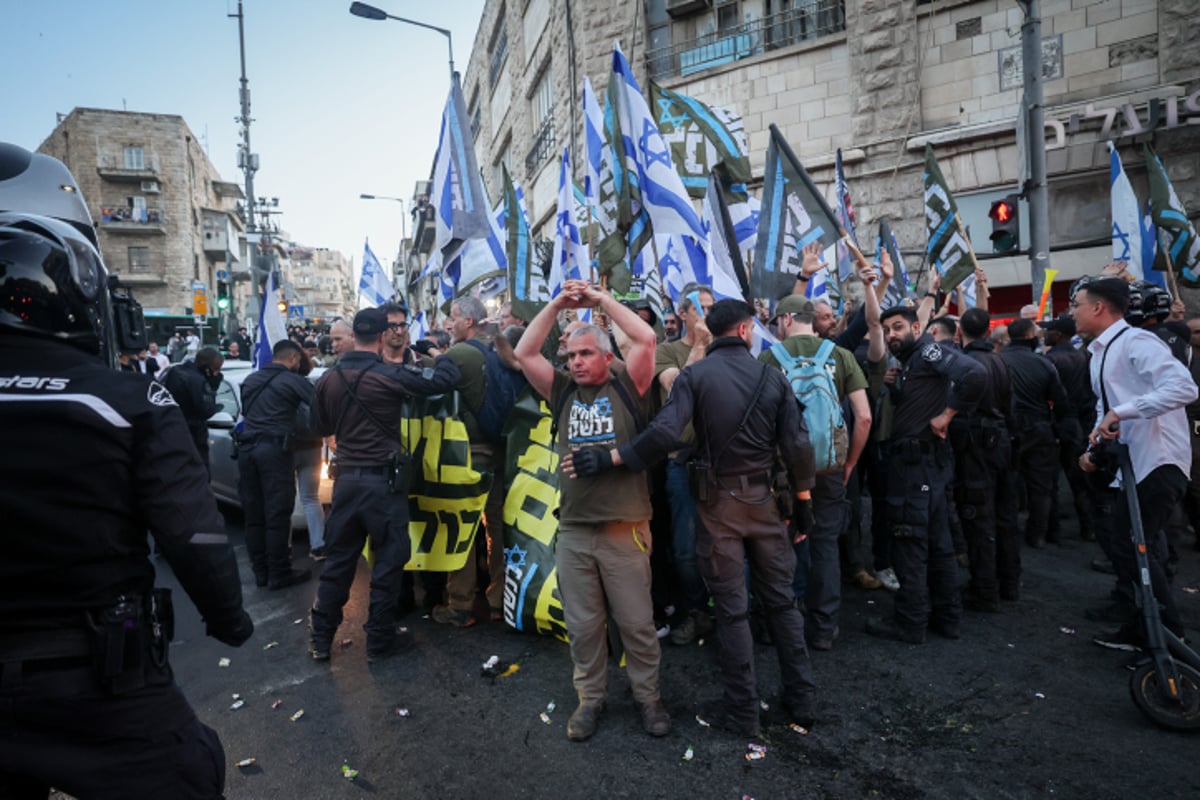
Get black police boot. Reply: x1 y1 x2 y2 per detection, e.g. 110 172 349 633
269 568 312 590
864 617 926 644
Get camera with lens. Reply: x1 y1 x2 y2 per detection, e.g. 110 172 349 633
1086 439 1120 484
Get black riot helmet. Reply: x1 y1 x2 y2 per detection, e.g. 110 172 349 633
1124 280 1148 327
0 142 144 359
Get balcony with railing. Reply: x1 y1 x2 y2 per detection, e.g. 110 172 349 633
100 206 167 235
96 152 161 182
525 117 556 177
647 1 845 81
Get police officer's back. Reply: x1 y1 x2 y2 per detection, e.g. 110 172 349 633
238 338 317 589
0 142 253 798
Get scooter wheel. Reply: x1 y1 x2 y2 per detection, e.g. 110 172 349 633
1129 661 1200 731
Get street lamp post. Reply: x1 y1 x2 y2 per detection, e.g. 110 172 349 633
348 2 454 80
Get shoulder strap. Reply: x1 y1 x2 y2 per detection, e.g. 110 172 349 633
815 338 836 363
241 367 286 420
1098 325 1131 417
769 341 796 369
550 370 645 439
334 363 403 448
463 338 490 357
708 363 771 467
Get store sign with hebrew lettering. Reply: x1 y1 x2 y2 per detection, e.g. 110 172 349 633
1043 90 1200 150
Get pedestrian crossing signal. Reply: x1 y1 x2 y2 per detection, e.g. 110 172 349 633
988 195 1020 254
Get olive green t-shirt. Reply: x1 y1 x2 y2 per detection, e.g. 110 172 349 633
551 363 652 524
758 334 868 400
653 338 699 449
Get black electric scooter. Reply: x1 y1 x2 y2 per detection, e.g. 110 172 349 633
1107 440 1200 730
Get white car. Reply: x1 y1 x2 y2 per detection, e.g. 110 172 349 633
206 362 333 530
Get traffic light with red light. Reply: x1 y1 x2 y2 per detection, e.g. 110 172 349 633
988 194 1020 254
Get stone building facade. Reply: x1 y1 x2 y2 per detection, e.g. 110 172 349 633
36 108 248 326
427 0 1200 314
286 245 356 324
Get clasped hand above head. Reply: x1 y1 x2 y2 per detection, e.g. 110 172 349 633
555 279 605 309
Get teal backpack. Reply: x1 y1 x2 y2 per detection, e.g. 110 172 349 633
769 339 848 474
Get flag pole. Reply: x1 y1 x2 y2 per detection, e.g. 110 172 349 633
1157 228 1182 300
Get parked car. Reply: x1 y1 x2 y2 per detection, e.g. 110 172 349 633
206 362 332 529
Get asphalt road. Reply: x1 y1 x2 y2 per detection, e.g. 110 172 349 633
154 499 1200 800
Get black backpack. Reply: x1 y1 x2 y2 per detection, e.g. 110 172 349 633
464 338 529 444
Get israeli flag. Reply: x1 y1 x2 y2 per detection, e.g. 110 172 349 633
749 318 778 358
253 269 288 369
358 240 394 309
610 43 705 242
582 76 605 211
660 234 705 304
550 148 587 297
410 310 428 343
700 173 749 302
729 195 760 257
1109 142 1154 281
431 75 492 266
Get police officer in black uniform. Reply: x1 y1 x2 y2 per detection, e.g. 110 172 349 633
162 346 223 470
1001 318 1077 547
0 143 253 797
1140 283 1191 365
1042 315 1098 543
568 299 819 736
309 308 461 662
238 338 316 589
866 305 985 644
953 308 1017 611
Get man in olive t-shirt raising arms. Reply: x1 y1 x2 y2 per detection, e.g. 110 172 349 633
515 279 670 743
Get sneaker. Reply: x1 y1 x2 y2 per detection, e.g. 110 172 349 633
310 546 327 561
1092 627 1143 652
431 605 477 628
310 642 331 661
566 700 606 742
670 609 713 645
697 699 759 737
864 617 926 644
781 697 816 729
852 569 883 590
1085 601 1137 624
268 568 312 590
639 699 671 737
876 568 900 592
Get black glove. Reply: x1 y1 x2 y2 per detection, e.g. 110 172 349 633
790 498 815 544
207 609 254 647
572 447 614 478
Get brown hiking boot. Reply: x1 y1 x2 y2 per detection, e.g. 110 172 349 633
639 699 671 737
567 699 606 742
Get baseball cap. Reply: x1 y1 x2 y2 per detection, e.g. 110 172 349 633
772 295 815 320
352 308 390 336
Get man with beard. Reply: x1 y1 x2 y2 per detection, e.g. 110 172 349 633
865 306 985 644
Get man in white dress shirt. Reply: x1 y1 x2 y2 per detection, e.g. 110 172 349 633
1071 277 1197 651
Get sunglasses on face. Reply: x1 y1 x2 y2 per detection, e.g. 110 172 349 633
388 322 409 330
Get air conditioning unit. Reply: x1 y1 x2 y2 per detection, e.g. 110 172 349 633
140 180 160 193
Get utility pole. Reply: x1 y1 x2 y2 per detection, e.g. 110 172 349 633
1019 0 1050 310
230 0 262 320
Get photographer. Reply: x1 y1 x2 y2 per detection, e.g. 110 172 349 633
1072 278 1197 651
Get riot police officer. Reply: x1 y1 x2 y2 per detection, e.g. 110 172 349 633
238 338 316 589
0 143 253 797
866 305 985 643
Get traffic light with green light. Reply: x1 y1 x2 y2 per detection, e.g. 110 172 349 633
216 281 230 311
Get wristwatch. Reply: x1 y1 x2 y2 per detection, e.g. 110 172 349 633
924 291 937 298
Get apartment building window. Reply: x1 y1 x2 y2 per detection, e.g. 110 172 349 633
123 146 144 170
525 67 556 175
127 246 151 273
489 12 508 88
469 94 482 140
716 0 741 33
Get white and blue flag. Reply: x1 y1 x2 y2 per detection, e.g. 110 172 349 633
1109 142 1157 283
253 268 288 369
550 148 587 297
410 310 428 343
357 240 394 309
610 43 705 243
431 74 492 267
